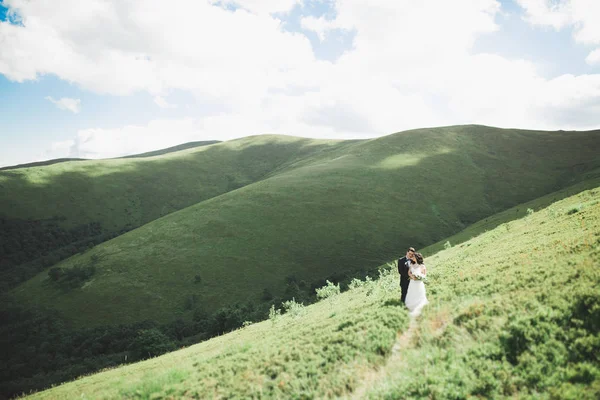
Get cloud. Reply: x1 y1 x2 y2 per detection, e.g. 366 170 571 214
153 95 177 109
61 119 208 159
301 16 337 41
516 0 600 62
45 96 81 113
1 0 599 163
211 0 301 15
586 48 600 65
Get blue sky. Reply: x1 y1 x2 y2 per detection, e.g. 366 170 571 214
0 0 599 167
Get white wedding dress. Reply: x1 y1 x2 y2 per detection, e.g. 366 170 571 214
405 263 428 316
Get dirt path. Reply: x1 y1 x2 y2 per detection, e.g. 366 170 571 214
346 316 419 400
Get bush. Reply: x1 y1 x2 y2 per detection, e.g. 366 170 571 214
208 306 244 335
315 280 340 301
348 278 365 290
567 207 580 215
269 305 281 324
282 298 305 318
130 328 175 360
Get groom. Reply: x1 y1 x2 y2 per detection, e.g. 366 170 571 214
398 247 416 302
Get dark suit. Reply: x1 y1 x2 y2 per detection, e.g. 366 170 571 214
398 256 411 302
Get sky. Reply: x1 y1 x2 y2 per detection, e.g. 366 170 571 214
0 0 599 167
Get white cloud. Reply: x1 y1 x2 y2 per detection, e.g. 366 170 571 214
62 119 208 159
45 96 81 113
586 48 600 65
153 95 177 109
211 0 301 15
1 0 599 163
301 16 337 41
517 0 600 62
516 0 574 29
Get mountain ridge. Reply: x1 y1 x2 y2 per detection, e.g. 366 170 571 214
8 125 600 328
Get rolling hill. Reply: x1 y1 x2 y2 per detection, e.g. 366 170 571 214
0 140 220 171
8 125 600 328
0 136 354 290
22 185 600 399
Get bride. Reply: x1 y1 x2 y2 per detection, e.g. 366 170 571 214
405 252 428 316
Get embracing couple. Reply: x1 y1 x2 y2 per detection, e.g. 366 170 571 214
398 247 429 316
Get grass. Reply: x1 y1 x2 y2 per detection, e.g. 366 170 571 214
0 135 352 291
422 177 600 255
363 186 600 399
8 125 600 328
0 135 347 233
23 266 410 399
23 185 600 399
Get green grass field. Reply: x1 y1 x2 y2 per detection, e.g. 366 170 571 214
23 185 600 399
8 125 600 328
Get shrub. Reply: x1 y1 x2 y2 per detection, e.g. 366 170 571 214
348 278 364 290
315 280 340 301
282 298 305 318
269 305 281 324
130 328 175 360
567 207 580 215
208 306 244 334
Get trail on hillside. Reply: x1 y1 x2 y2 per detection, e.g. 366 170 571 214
348 314 420 400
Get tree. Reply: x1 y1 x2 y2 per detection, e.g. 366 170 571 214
130 328 175 360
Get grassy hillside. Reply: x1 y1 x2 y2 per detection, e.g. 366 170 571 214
423 177 600 255
0 136 352 290
0 158 87 171
10 125 600 328
119 140 220 159
24 186 600 399
0 135 348 231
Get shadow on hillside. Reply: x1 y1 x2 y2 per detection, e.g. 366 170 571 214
0 137 370 288
2 127 600 300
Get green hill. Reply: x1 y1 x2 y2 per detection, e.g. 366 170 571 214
0 141 219 172
23 185 600 399
0 136 352 290
119 140 220 159
9 125 600 328
0 158 87 171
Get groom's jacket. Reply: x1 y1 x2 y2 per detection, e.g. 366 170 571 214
397 256 410 278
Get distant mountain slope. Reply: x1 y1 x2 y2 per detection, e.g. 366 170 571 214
0 136 352 290
0 158 88 171
119 140 220 159
0 141 221 171
11 125 600 328
24 186 600 400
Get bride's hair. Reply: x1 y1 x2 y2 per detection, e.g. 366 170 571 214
415 252 424 264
